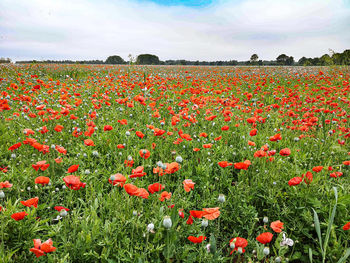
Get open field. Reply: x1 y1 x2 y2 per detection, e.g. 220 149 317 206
0 64 349 262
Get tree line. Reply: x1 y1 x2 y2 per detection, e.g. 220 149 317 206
11 49 350 66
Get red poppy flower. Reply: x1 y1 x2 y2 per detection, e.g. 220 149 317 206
202 207 220 220
159 191 172 201
29 239 56 258
254 150 268 158
186 215 194 224
190 210 204 218
330 172 343 178
269 133 282 141
67 164 79 173
0 181 12 188
188 236 207 243
256 232 273 244
229 237 248 254
136 131 144 139
139 149 150 159
109 173 126 187
54 206 70 212
234 160 251 170
35 176 50 185
312 166 323 173
104 125 113 131
218 161 233 168
84 139 95 146
288 177 303 186
55 145 67 155
8 142 22 151
303 171 313 184
21 197 39 208
183 179 195 192
343 222 350 230
63 175 86 190
11 211 28 221
280 148 291 156
130 166 146 178
137 188 149 199
249 128 257 136
148 183 165 194
54 125 64 132
270 220 284 233
124 184 140 196
164 162 180 174
32 160 50 171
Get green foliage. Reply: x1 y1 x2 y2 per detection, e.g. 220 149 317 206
105 55 125 65
136 54 160 65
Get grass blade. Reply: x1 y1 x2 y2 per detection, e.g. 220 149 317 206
312 208 323 253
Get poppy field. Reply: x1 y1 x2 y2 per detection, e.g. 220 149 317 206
0 64 349 262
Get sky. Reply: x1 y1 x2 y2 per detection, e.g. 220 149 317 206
0 0 349 62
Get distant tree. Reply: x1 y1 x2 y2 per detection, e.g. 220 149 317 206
250 54 259 63
298 57 308 66
136 54 160 65
105 55 125 64
319 54 333 65
0 58 11 64
341 49 350 65
286 56 294 65
276 54 294 65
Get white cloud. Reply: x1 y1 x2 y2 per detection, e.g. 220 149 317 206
0 0 349 61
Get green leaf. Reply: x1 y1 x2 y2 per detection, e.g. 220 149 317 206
337 248 350 263
312 208 323 253
309 248 313 263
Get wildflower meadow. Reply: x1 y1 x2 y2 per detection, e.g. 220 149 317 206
0 64 349 262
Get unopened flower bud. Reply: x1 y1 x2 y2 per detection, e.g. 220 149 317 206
263 216 269 223
201 219 208 228
218 194 225 203
163 216 172 229
263 247 270 256
60 210 68 217
147 223 154 232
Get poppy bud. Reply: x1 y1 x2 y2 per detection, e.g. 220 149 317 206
206 244 211 253
263 247 270 255
163 216 172 229
263 216 269 223
237 247 243 254
218 194 225 203
0 191 5 198
230 241 235 249
125 131 130 136
201 219 208 228
110 175 116 181
60 210 68 217
133 210 138 216
147 223 154 232
275 257 282 263
175 156 183 163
